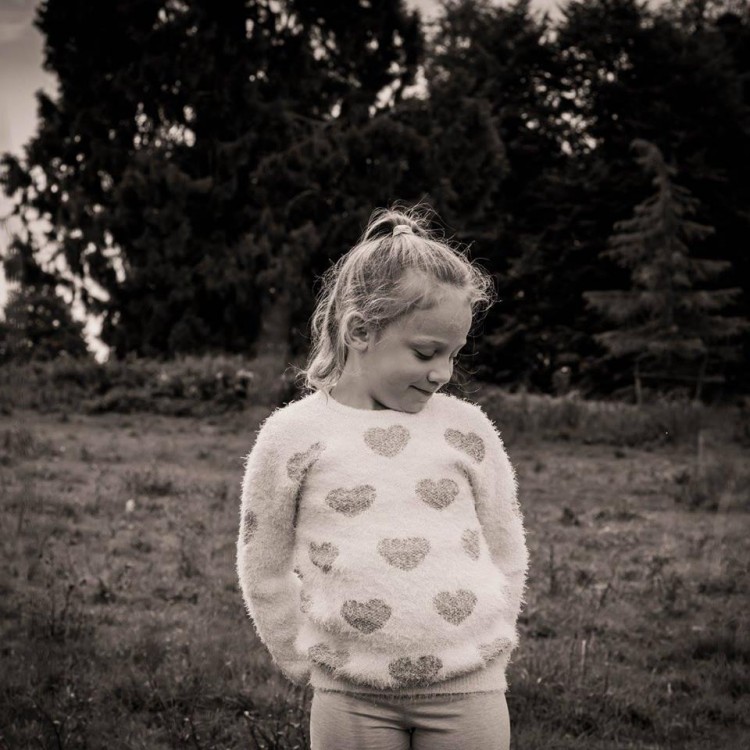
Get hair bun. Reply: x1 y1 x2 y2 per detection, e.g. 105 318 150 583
392 224 414 237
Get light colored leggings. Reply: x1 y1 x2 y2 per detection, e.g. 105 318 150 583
310 689 510 750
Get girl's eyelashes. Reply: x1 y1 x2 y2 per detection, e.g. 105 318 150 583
414 350 459 362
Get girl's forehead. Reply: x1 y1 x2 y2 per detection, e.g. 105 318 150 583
397 293 472 342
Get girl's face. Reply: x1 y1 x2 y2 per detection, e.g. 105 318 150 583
347 283 473 413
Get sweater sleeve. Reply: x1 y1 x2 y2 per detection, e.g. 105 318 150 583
236 413 310 687
471 407 529 628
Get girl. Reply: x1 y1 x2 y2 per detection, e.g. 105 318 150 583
236 205 529 750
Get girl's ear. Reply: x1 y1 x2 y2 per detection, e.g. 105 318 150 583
344 313 371 351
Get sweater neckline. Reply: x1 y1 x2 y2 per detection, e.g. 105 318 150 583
315 388 437 419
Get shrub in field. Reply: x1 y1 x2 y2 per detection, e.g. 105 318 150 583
0 353 297 415
476 387 711 446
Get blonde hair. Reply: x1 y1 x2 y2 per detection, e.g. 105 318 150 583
297 204 497 394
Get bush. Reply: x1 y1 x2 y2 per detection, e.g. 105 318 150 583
475 387 714 446
0 353 298 415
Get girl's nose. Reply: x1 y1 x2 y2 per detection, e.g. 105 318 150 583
428 364 452 386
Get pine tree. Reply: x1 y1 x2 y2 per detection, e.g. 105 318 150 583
245 95 508 366
0 283 89 363
583 139 747 400
552 0 750 394
0 0 422 360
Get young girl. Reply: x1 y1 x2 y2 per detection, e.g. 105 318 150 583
236 206 529 750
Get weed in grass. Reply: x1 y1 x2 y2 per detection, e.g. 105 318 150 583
673 457 748 512
4 479 53 582
1 426 56 463
23 564 93 644
560 506 582 526
696 572 740 596
645 556 688 617
593 505 642 522
547 544 560 596
93 575 116 605
9 475 37 536
131 536 153 554
80 468 109 516
122 462 178 498
178 525 206 579
212 479 230 506
689 620 749 664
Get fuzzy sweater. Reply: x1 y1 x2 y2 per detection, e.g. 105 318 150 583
236 389 529 695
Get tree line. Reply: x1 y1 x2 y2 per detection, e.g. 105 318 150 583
1 0 748 398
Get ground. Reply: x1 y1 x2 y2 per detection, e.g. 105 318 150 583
1 401 747 749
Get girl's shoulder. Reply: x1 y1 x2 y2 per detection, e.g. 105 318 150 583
433 392 506 446
250 391 322 442
433 391 494 425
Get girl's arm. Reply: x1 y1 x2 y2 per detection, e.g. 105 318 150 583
472 409 529 627
236 414 310 687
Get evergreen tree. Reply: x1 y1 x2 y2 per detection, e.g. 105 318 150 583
246 94 508 366
0 0 421 359
0 283 89 363
426 0 562 254
469 0 750 394
583 139 747 399
424 0 573 388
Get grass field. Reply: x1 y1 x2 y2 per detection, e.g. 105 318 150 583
1 390 748 749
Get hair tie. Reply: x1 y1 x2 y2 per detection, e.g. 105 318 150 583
392 224 414 237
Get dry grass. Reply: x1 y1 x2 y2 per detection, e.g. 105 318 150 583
0 392 747 749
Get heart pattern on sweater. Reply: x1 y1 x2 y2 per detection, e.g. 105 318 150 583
377 537 430 570
309 542 338 573
445 428 485 462
416 478 458 510
388 655 443 686
478 637 513 664
461 529 480 560
309 643 350 672
299 590 311 614
341 599 392 633
326 485 376 516
364 425 410 457
434 589 477 625
241 509 257 545
287 441 324 482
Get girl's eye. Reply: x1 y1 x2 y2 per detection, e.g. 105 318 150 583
414 351 458 362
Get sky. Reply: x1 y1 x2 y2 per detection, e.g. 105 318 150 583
0 0 566 346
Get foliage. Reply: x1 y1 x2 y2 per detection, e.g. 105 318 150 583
550 0 750 393
584 139 747 382
0 283 89 363
1 0 749 398
1 0 421 359
0 353 297 415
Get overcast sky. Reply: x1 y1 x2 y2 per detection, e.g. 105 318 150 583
0 0 566 319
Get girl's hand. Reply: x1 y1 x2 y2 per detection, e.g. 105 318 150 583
281 661 311 687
